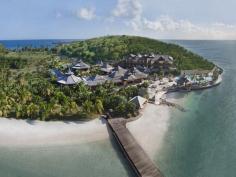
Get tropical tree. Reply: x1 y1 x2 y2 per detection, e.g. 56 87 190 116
82 100 94 114
95 99 104 114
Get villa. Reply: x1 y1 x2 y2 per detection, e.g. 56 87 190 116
57 69 82 85
85 75 108 87
118 53 175 73
55 64 148 87
100 63 114 74
72 60 90 71
129 96 147 109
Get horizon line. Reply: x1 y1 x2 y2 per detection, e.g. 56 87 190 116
1 35 236 41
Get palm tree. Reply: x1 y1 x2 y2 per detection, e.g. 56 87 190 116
15 103 23 118
82 100 94 114
19 89 32 104
95 99 104 114
26 103 40 119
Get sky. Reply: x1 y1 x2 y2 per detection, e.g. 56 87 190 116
0 0 236 40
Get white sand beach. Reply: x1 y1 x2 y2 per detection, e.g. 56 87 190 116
0 118 109 147
127 104 171 158
0 96 178 157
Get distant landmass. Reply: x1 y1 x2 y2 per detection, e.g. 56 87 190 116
0 39 77 49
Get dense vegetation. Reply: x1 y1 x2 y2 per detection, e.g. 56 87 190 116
0 35 216 120
0 45 143 120
58 35 215 70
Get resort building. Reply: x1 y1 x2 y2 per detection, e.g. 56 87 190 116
85 75 108 87
52 54 154 87
51 69 64 78
72 60 90 71
123 67 148 84
177 68 217 87
100 63 114 74
96 60 103 67
181 70 212 76
109 66 128 84
118 53 174 73
57 69 82 85
129 96 147 109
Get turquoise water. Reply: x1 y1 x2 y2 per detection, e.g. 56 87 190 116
1 41 236 177
0 140 135 177
156 41 236 177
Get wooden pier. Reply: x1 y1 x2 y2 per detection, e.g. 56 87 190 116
160 98 186 112
107 118 164 177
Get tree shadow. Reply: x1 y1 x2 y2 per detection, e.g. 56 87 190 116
25 119 36 125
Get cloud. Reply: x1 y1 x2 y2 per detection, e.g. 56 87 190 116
112 0 142 31
76 7 96 20
112 0 142 18
142 16 196 32
110 0 236 39
141 16 236 39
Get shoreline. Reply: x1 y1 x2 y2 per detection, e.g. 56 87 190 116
0 118 109 147
0 100 178 158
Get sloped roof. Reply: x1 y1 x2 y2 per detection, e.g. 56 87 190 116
100 63 114 73
132 67 148 79
72 60 90 70
129 96 147 109
123 73 137 81
85 75 108 86
109 66 128 78
51 69 64 78
57 70 82 85
57 75 82 85
96 60 103 66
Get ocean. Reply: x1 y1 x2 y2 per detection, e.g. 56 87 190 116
156 40 236 177
0 40 235 177
0 39 76 49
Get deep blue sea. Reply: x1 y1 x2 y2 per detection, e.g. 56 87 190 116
0 40 235 177
0 39 77 49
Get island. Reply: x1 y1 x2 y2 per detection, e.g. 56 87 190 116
0 35 224 177
0 35 222 121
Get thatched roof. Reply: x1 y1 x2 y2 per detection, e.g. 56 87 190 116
132 67 148 79
72 60 90 70
57 70 82 85
109 66 128 78
100 63 114 73
85 75 108 86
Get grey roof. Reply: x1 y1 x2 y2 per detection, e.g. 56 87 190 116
132 67 148 79
130 54 136 58
51 69 64 78
137 54 142 58
109 66 128 78
100 63 114 73
96 60 103 66
127 54 174 63
72 60 90 70
57 71 82 85
129 96 147 109
85 75 108 86
154 55 173 63
123 73 137 82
